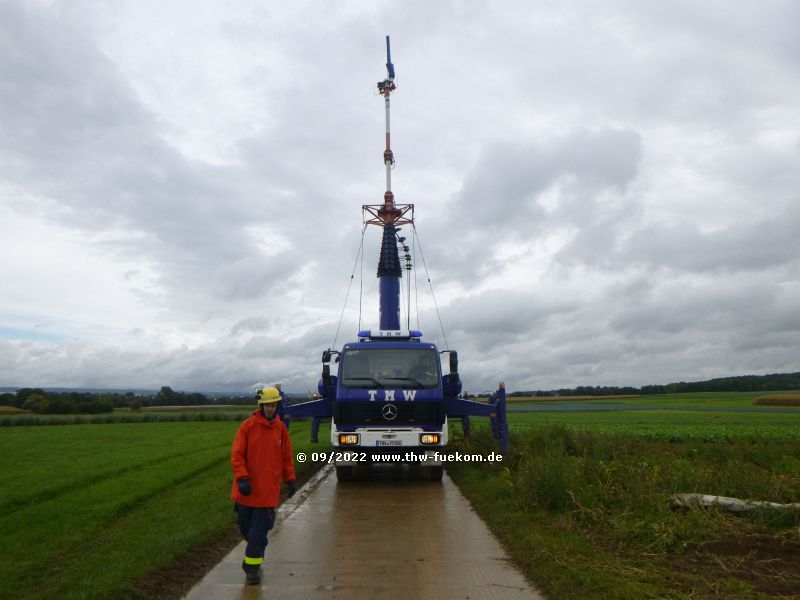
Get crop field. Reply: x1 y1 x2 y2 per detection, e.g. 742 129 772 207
754 393 800 407
0 419 330 600
0 404 254 425
509 390 797 408
503 391 800 441
449 392 800 599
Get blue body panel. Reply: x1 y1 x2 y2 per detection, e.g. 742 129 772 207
378 277 401 330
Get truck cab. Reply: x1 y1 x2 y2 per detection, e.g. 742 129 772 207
328 330 449 480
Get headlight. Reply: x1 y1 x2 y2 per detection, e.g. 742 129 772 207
420 433 440 445
339 434 359 445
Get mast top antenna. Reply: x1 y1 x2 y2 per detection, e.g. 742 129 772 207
385 35 395 80
377 35 396 96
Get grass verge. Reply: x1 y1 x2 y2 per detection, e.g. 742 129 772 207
447 426 800 599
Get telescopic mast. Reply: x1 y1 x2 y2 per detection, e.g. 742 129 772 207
363 35 414 331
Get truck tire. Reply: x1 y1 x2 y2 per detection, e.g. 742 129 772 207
428 465 443 481
336 466 354 482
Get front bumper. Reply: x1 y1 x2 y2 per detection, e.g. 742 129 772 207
332 425 447 466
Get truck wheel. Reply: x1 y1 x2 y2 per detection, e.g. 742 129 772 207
336 466 354 482
428 465 443 481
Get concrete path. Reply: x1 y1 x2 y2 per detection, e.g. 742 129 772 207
185 465 543 599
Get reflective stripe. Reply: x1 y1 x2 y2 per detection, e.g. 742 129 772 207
244 556 263 565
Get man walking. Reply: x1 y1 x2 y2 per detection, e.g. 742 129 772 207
231 386 297 585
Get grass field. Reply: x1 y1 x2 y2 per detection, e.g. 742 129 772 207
448 392 800 599
3 392 800 598
0 418 330 600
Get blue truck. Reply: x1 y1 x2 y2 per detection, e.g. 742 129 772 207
281 37 508 481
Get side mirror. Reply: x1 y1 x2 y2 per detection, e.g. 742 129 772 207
322 350 332 363
449 351 459 383
449 351 458 374
322 364 331 386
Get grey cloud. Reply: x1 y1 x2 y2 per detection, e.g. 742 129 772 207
2 1 798 393
419 127 642 284
454 270 800 392
0 334 319 393
230 317 271 336
616 202 800 273
608 281 767 336
458 128 642 228
443 289 580 349
0 3 311 310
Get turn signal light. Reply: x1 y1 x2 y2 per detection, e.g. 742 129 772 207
420 434 440 445
339 434 359 445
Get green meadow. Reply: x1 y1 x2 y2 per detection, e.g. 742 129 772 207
0 419 329 600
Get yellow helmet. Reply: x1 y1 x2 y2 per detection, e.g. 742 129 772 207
257 387 281 404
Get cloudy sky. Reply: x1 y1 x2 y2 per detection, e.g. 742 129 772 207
1 1 798 393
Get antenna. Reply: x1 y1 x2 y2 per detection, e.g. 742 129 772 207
385 35 395 79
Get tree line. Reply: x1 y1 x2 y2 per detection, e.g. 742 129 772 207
0 386 255 415
1 389 118 414
509 372 800 398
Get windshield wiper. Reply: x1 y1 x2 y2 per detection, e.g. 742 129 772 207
383 377 424 388
343 377 383 388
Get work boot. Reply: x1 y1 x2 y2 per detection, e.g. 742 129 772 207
242 561 262 585
245 569 262 585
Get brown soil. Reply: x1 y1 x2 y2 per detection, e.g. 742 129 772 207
676 534 800 597
131 523 242 599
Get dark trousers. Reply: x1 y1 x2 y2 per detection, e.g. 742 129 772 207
235 504 276 571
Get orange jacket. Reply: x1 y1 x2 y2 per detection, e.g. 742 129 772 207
231 410 296 507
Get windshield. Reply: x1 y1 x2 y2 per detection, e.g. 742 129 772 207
340 348 440 389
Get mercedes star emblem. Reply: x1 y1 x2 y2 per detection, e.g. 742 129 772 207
381 403 398 420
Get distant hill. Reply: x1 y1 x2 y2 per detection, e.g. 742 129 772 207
510 371 800 397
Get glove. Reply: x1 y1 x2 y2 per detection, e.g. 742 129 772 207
238 478 252 496
286 480 297 498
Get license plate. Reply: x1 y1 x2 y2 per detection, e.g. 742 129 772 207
376 440 402 446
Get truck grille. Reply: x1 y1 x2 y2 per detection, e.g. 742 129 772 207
334 401 445 425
